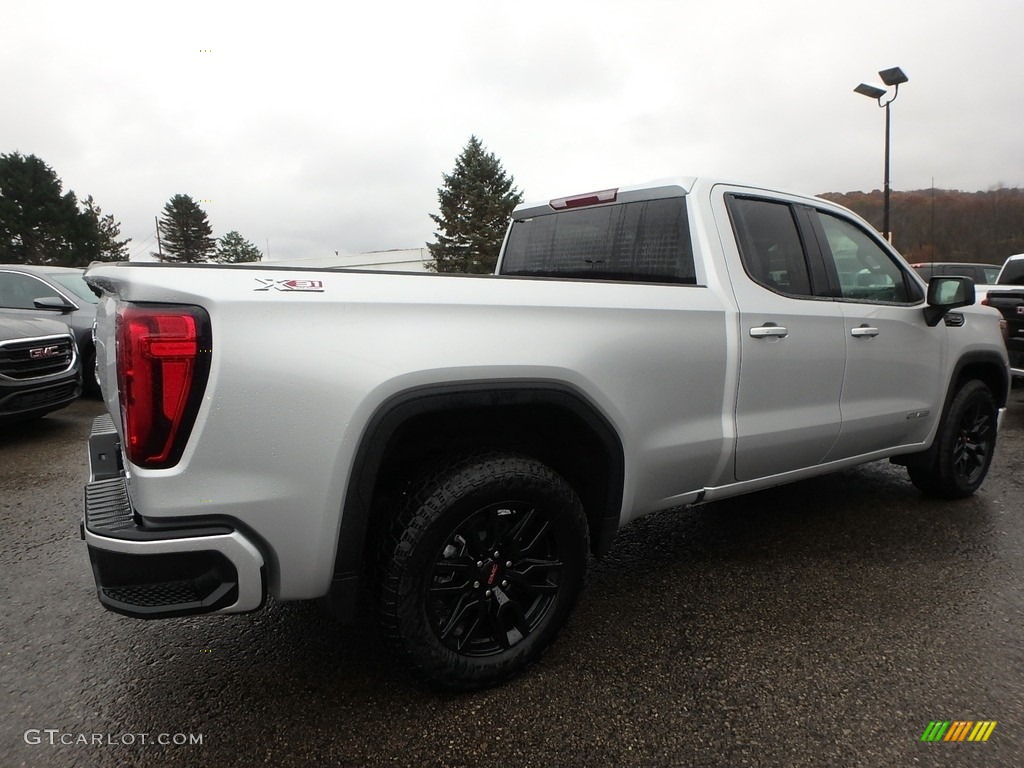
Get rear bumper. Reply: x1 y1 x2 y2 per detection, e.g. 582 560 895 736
81 415 266 618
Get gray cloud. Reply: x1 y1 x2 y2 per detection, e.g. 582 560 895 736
3 0 1022 261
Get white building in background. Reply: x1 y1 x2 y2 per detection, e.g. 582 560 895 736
265 248 433 272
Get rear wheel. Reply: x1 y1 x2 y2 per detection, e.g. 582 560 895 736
907 380 997 498
377 452 589 690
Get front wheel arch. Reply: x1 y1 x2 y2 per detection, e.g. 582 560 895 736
906 379 998 498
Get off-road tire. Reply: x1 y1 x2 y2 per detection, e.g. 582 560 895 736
377 452 589 691
907 380 997 498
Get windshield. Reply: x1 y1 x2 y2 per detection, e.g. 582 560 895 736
50 272 100 304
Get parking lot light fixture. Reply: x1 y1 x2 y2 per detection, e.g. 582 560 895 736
879 66 909 87
854 66 909 242
854 83 887 100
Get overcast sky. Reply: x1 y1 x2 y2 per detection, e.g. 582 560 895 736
4 0 1022 261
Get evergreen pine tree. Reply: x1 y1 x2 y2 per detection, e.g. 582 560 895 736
154 194 215 263
427 136 523 273
214 230 263 263
82 195 131 262
0 152 126 266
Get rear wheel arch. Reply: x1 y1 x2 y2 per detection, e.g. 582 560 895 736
329 381 624 619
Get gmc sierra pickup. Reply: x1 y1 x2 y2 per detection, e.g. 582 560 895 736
81 177 1009 690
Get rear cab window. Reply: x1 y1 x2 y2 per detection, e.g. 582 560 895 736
997 258 1024 285
500 197 696 284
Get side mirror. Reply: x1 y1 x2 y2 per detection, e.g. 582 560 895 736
33 296 75 312
924 276 975 327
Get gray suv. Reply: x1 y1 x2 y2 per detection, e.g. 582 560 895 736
0 265 99 395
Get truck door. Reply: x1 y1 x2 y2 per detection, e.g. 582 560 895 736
718 192 846 481
807 210 945 459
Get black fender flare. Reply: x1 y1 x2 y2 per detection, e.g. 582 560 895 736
328 380 625 619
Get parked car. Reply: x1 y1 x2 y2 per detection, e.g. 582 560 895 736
0 316 81 424
911 262 1002 285
0 264 99 395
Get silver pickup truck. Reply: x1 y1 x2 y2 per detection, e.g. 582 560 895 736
81 177 1009 690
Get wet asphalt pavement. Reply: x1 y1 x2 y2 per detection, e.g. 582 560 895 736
2 394 1022 767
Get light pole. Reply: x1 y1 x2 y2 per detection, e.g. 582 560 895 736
854 66 909 243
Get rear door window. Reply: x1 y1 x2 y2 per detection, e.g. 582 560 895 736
501 198 695 283
726 197 814 297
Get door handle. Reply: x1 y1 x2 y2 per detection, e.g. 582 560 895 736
749 325 789 339
850 325 880 338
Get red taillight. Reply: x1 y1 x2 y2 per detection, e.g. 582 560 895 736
116 303 212 468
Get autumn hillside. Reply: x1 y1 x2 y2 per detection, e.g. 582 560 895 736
819 187 1024 264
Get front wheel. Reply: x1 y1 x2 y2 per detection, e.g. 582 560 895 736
907 380 998 498
377 452 589 691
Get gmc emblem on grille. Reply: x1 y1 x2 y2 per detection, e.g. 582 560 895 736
29 345 61 359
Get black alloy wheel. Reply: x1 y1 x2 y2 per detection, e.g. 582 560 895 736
951 396 994 486
429 500 563 656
